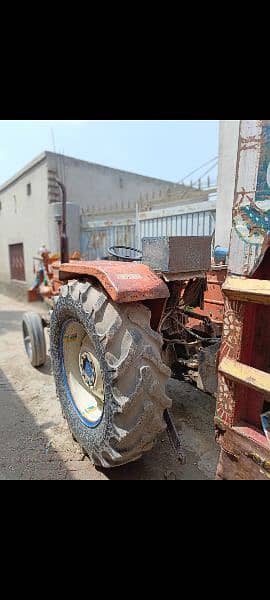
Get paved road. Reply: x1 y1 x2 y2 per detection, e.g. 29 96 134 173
0 293 219 480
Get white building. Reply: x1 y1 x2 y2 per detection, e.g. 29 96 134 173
0 151 209 296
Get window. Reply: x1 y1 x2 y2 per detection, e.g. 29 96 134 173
27 183 32 196
9 243 26 281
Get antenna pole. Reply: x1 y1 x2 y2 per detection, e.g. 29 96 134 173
51 128 56 153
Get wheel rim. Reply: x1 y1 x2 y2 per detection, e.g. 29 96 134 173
23 322 33 361
61 320 104 428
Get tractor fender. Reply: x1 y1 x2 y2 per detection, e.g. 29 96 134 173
58 260 169 304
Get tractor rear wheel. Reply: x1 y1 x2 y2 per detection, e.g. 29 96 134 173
50 280 172 468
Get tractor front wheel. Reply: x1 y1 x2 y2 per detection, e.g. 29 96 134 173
50 280 172 468
22 312 46 368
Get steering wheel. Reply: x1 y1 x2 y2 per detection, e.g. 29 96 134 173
108 246 143 262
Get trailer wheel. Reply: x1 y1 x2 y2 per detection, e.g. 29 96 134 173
22 312 46 367
50 281 172 468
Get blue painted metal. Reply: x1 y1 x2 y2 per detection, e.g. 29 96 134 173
83 357 95 385
214 246 228 263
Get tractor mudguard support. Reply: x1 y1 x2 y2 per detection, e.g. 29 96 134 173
58 260 170 304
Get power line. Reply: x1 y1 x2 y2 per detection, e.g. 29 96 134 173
179 156 218 183
193 161 218 187
51 128 56 154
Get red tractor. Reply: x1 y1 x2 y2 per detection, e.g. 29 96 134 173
22 180 223 469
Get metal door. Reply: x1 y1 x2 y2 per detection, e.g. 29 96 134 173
9 243 26 281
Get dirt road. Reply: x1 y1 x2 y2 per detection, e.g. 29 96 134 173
0 293 219 480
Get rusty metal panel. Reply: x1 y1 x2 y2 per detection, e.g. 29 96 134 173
59 260 169 303
142 236 212 273
185 266 227 334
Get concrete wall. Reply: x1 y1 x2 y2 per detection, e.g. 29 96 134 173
46 153 207 217
0 160 49 289
48 202 81 256
215 120 240 248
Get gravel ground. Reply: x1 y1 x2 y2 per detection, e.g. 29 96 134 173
0 292 219 480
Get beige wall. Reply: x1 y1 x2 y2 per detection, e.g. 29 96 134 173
0 161 49 286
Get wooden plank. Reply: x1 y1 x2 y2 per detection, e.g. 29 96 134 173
223 276 270 304
219 357 270 394
216 448 270 480
233 422 269 448
216 425 270 480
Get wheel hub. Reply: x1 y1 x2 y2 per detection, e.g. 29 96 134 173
79 352 96 388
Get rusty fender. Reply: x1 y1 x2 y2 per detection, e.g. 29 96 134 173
58 260 170 304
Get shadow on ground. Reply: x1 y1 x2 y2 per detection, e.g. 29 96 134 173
0 367 74 480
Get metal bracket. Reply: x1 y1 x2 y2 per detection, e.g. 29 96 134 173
164 409 186 464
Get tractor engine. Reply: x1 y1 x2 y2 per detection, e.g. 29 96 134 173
142 236 225 396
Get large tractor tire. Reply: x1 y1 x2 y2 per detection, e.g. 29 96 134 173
22 312 46 368
50 280 172 468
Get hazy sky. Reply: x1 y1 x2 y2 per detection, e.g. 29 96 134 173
0 120 219 186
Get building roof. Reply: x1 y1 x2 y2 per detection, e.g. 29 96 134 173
45 151 181 187
0 151 209 200
0 152 47 193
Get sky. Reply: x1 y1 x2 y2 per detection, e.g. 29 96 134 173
0 120 219 186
